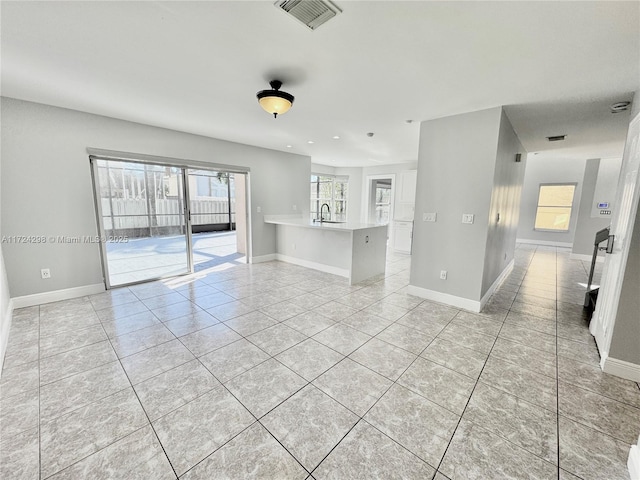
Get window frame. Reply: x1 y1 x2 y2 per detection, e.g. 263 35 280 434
310 173 349 222
533 182 577 233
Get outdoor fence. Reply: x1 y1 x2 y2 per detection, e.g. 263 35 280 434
101 198 235 233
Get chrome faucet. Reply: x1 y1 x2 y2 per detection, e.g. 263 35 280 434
320 203 331 222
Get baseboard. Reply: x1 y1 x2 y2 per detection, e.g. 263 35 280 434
0 298 13 375
569 253 605 263
629 438 640 480
250 254 277 264
406 285 481 313
479 260 515 310
516 238 573 248
11 283 105 309
602 356 640 382
275 254 349 279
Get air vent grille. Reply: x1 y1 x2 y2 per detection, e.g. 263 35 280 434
546 135 566 142
276 0 341 30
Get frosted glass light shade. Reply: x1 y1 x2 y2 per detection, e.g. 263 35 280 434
258 95 293 116
256 80 294 118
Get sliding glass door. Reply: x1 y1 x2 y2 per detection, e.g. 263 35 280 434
91 158 191 287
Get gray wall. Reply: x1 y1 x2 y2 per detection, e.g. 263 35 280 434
1 97 310 297
572 159 615 257
609 198 640 365
411 107 502 301
481 110 527 295
517 157 586 245
0 242 10 373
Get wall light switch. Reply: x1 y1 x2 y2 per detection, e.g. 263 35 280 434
257 206 261 213
292 205 297 211
462 214 474 224
423 212 437 222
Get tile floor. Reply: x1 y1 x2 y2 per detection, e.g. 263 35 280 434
1 244 639 479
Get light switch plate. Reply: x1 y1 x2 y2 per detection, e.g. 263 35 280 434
462 214 474 224
423 212 437 222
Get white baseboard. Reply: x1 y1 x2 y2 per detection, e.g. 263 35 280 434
602 356 640 382
11 283 105 309
516 238 573 248
407 285 481 313
479 260 514 310
275 254 349 279
250 254 277 264
629 438 640 480
569 253 605 263
0 298 13 375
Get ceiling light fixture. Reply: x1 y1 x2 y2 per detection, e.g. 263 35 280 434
333 135 340 139
256 80 294 118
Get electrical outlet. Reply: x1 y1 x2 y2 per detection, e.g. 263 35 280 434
462 214 474 224
423 212 437 222
41 268 51 279
440 270 447 280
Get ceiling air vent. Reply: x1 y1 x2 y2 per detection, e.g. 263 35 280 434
275 0 342 30
610 101 631 114
546 135 566 142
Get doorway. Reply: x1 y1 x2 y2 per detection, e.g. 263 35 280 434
187 169 247 273
91 157 249 288
365 175 396 225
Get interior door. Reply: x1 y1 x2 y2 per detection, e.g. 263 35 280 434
590 107 640 360
91 158 192 287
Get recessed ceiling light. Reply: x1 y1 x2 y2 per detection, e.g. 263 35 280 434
332 135 340 140
286 145 293 148
307 140 314 144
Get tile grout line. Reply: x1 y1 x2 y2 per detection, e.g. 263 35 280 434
431 247 537 477
555 246 562 480
94 296 181 480
38 304 42 480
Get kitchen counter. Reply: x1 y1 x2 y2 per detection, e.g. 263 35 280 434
264 216 381 231
264 215 388 284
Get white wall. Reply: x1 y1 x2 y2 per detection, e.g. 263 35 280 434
517 157 586 246
336 167 363 223
1 97 310 297
361 162 418 223
311 163 401 225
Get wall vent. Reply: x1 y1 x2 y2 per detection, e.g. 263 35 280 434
275 0 342 30
546 135 566 142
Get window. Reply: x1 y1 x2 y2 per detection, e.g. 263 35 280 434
534 184 576 232
310 174 348 222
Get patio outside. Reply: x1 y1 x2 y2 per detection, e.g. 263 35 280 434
106 231 244 286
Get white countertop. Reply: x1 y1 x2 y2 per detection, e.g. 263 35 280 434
264 215 386 232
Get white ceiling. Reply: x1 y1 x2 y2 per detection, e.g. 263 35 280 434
2 1 638 167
